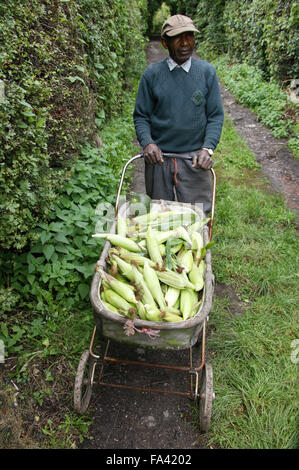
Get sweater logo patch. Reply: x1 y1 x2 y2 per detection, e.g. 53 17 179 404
191 90 203 106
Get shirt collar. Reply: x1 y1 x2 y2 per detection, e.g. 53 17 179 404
167 56 192 73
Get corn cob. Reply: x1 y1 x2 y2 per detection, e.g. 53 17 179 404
146 226 163 268
117 215 127 237
191 231 204 254
130 211 159 225
117 247 155 268
180 288 198 320
102 300 119 313
143 260 166 309
160 311 182 322
188 263 204 291
154 230 176 244
158 244 166 256
165 286 180 307
110 254 134 281
136 300 147 320
144 304 162 322
151 212 196 231
188 218 210 233
92 233 143 252
163 305 181 315
176 249 194 273
174 226 192 246
156 269 195 290
104 289 136 316
131 263 157 307
99 269 137 304
174 299 180 310
198 259 206 275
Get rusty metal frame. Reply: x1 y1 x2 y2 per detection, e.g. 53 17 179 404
87 320 207 400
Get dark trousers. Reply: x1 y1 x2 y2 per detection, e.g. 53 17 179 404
145 153 212 215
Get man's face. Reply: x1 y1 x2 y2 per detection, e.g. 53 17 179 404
162 31 195 65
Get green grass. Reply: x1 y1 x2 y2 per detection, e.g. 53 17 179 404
199 113 299 449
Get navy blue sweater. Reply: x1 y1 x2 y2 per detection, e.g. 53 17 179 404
133 57 224 153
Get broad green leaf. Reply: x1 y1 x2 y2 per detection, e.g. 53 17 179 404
55 233 69 244
43 245 55 261
78 283 89 299
40 231 51 245
1 322 9 338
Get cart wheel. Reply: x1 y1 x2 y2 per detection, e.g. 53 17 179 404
74 349 96 414
199 362 214 433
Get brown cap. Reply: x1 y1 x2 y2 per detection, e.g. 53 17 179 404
161 14 199 38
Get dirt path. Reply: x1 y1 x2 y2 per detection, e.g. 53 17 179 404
80 40 298 451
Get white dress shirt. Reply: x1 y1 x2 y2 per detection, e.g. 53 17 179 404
167 56 192 73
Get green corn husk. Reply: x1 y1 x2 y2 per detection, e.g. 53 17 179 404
191 231 204 254
92 233 143 252
100 289 106 302
117 247 155 268
151 212 197 231
136 300 147 320
131 263 157 307
180 288 198 320
176 249 194 273
173 226 192 246
102 300 119 313
198 259 206 275
104 289 136 316
99 269 137 304
154 230 177 244
171 241 184 254
157 269 195 289
188 263 204 291
146 226 163 267
117 215 127 237
160 311 182 322
110 254 134 281
143 260 166 309
165 286 180 307
158 244 166 256
188 218 210 233
163 305 181 315
130 211 159 225
144 303 162 322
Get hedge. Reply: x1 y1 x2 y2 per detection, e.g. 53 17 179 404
0 0 147 251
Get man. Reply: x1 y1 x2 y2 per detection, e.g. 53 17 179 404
133 14 224 215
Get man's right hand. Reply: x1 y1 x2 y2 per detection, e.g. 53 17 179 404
143 143 164 165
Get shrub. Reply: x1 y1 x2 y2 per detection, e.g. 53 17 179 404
0 0 146 251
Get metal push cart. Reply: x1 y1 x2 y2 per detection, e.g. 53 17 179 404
74 154 216 433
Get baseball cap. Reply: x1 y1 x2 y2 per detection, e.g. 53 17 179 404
161 14 199 38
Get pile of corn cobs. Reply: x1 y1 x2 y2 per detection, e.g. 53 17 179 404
93 206 212 323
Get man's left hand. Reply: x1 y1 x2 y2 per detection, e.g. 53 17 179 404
192 149 213 170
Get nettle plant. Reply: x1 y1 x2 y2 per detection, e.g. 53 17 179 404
0 0 147 251
1 106 138 319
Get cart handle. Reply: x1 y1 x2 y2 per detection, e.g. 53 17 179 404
114 153 216 240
